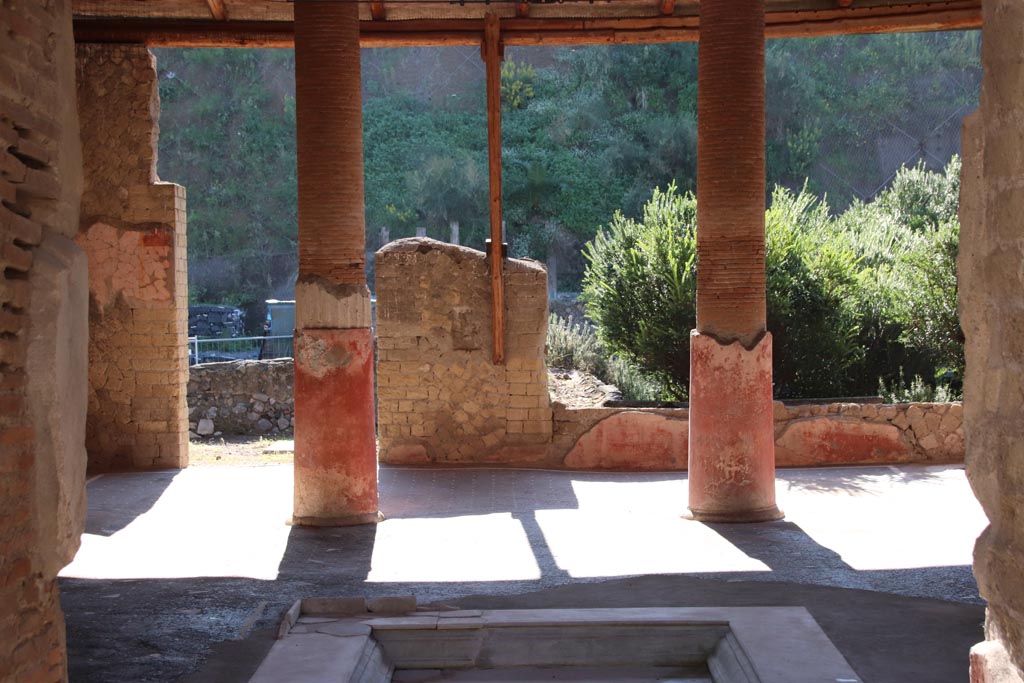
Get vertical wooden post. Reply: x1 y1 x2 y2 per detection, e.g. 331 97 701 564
484 13 506 365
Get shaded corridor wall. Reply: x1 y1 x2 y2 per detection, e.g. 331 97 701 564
376 239 551 465
961 2 1024 679
1 1 87 681
76 44 189 471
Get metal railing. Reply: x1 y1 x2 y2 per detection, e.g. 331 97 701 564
188 335 293 366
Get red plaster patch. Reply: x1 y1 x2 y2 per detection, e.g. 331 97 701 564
775 417 915 467
564 411 688 471
141 230 172 248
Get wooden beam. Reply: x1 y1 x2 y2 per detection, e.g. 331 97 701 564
516 2 530 18
483 13 505 366
660 0 676 16
72 3 981 48
370 2 386 22
205 0 227 21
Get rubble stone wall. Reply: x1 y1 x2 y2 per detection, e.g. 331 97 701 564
375 239 551 465
76 44 188 471
1 1 86 681
187 360 294 437
960 2 1024 678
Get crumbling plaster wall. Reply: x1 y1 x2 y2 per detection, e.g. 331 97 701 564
960 2 1024 680
75 44 188 471
555 400 962 470
376 239 551 465
1 1 87 681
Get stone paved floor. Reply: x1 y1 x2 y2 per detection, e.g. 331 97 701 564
60 463 987 682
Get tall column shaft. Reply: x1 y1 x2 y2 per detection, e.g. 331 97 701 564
292 0 379 526
688 0 781 522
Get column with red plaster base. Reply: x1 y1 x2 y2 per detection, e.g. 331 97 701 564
687 0 782 522
292 0 380 526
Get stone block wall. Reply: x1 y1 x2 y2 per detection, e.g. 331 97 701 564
1 1 87 681
75 44 189 471
376 239 551 465
187 360 294 437
960 3 1024 678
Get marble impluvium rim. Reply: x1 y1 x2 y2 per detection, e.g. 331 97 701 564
252 602 862 683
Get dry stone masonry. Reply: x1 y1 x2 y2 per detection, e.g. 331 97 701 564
376 239 551 465
1 1 87 681
75 44 188 472
187 360 294 437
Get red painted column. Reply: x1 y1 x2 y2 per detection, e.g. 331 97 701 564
292 0 380 526
687 0 782 522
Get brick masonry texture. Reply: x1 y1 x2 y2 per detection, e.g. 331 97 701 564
376 239 552 465
188 360 294 437
75 44 188 472
1 1 84 682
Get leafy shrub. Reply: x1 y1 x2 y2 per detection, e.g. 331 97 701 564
580 184 697 398
582 183 862 399
545 313 664 401
546 313 603 375
878 369 961 403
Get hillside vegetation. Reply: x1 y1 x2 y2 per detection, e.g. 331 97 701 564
154 31 980 305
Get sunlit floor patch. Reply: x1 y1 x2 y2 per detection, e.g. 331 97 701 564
367 514 542 582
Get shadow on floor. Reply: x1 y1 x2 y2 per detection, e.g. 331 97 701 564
84 470 179 536
61 466 984 683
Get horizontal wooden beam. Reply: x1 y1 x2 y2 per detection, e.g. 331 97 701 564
205 0 227 21
73 2 981 48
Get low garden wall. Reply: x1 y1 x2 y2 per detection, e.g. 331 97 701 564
185 357 964 470
552 400 963 471
187 359 293 437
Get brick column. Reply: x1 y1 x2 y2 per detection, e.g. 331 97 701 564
292 0 380 526
687 0 782 522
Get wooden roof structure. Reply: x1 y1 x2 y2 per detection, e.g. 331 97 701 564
74 0 980 48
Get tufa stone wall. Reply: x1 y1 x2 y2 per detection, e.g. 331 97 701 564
76 44 189 472
1 1 87 681
376 239 551 465
960 2 1024 678
188 360 294 437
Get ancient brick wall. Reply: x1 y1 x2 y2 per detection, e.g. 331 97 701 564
75 44 188 471
961 3 1024 679
188 360 294 437
376 239 551 465
1 2 86 682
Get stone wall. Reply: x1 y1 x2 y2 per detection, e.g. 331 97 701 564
376 239 551 465
187 360 294 437
1 1 86 681
76 44 189 471
554 401 963 471
960 2 1024 679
